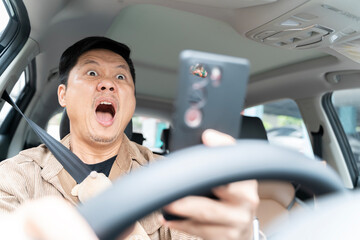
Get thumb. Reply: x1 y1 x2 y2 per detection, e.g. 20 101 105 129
201 129 236 147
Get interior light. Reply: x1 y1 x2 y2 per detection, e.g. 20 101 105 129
329 34 340 43
280 19 300 27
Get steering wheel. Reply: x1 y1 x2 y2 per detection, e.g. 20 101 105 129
77 140 346 240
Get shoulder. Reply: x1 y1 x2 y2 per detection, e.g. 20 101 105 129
0 145 47 176
0 146 48 196
127 139 164 165
128 140 154 163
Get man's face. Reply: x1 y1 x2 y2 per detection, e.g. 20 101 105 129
57 49 135 145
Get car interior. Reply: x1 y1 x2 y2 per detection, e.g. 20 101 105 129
1 0 360 238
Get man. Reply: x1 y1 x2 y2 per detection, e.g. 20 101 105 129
0 36 258 239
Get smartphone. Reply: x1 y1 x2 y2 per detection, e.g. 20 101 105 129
163 50 249 221
169 50 250 152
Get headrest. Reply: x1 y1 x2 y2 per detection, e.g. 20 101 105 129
131 133 146 145
161 128 171 152
59 109 133 140
239 116 268 140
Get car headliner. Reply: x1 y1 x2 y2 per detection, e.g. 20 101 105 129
21 0 360 109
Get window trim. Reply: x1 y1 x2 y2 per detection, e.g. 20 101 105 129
0 60 36 135
0 0 30 75
322 92 359 186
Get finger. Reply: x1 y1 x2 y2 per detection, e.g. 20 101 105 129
163 196 218 223
213 180 259 206
165 220 253 240
163 196 253 226
201 129 236 147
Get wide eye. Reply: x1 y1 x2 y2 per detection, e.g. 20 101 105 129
116 74 125 80
87 70 98 76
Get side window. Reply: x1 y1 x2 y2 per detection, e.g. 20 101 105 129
331 89 360 170
47 112 62 140
0 62 35 135
132 116 169 153
0 71 26 126
0 0 30 75
0 1 10 40
0 63 35 160
244 99 314 158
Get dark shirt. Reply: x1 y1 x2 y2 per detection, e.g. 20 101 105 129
85 155 117 177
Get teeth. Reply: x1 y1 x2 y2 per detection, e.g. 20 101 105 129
100 101 112 105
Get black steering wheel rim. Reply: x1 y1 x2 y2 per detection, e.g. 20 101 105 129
77 140 346 240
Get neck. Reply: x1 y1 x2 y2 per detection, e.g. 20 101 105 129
69 134 123 164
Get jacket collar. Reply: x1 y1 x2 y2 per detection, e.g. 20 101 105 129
108 133 150 180
33 134 77 204
40 134 70 179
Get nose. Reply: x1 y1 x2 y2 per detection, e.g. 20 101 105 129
97 79 116 92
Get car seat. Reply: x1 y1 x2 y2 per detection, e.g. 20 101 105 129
131 132 146 145
160 128 171 154
240 116 302 233
239 116 268 140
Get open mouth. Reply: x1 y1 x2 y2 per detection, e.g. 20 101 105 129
95 101 116 126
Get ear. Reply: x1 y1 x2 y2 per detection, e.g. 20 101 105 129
58 84 67 107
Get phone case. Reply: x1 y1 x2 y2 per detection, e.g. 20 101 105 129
169 50 250 151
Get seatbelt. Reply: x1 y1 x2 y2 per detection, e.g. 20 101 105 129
311 125 323 159
1 91 91 183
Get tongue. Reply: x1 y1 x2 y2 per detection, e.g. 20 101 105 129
96 111 113 123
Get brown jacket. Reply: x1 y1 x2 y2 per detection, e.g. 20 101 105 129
0 134 199 239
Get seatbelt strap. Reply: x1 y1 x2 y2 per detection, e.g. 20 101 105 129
1 91 90 183
311 125 323 159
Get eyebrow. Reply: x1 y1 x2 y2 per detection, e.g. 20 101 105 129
115 64 129 71
80 59 129 70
